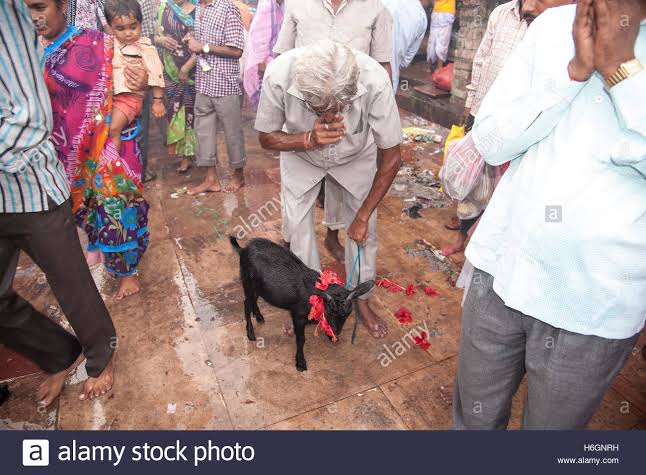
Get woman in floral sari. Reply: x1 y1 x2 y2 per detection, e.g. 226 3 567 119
41 1 150 299
155 0 197 173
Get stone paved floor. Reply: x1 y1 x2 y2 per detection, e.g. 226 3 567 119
1 106 645 430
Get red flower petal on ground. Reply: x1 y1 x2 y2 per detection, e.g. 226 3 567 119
406 284 416 297
394 306 413 324
376 277 405 292
414 331 431 350
424 286 439 297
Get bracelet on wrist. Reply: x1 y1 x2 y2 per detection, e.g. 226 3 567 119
304 130 313 150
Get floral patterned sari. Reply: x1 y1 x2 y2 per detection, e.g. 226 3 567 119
158 0 197 157
44 26 149 276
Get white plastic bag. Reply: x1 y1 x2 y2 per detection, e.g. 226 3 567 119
439 133 485 201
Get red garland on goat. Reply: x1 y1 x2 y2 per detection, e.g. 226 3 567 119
308 270 345 341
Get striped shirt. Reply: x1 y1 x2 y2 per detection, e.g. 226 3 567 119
0 0 70 213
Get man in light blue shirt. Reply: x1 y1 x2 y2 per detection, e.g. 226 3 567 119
453 0 646 429
382 0 430 94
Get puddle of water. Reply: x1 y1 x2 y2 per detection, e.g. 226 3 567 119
223 193 239 218
91 399 106 429
0 417 55 430
68 361 88 385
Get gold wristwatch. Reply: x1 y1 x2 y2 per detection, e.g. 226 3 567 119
605 59 644 89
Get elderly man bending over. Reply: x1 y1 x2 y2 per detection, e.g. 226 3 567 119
255 41 403 338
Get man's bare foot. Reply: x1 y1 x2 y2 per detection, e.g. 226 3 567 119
441 243 465 257
115 274 140 300
324 229 345 262
80 354 115 401
357 299 388 338
188 178 221 195
224 169 245 193
36 353 84 408
445 216 460 230
177 157 191 174
442 235 466 257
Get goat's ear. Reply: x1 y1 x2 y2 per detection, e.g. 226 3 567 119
346 280 375 301
313 288 333 301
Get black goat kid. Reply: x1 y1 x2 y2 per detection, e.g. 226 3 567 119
230 237 374 371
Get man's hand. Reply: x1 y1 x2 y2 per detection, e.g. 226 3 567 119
568 0 595 81
183 33 205 54
347 145 401 247
124 64 149 92
159 35 179 51
347 215 369 248
178 66 190 83
152 100 166 119
310 116 346 147
593 0 641 80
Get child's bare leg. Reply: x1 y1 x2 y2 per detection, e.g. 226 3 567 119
109 107 130 153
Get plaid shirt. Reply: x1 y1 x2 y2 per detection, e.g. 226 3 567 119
465 0 527 115
137 0 155 39
195 0 245 97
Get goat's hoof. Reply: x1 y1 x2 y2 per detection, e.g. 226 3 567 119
255 314 265 323
247 331 256 341
296 360 307 372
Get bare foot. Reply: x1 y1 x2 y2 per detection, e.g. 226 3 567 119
441 242 465 257
324 230 345 262
357 299 388 338
188 178 221 195
115 274 140 300
80 354 115 401
224 169 245 193
177 157 191 174
445 216 460 230
36 353 84 408
86 249 104 267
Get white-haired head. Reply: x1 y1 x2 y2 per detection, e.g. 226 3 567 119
293 40 360 113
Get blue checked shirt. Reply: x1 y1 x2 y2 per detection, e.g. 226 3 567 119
0 0 70 213
466 5 646 339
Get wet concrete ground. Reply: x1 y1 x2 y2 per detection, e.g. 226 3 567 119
1 105 645 430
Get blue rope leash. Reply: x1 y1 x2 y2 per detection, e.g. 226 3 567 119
348 243 362 345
